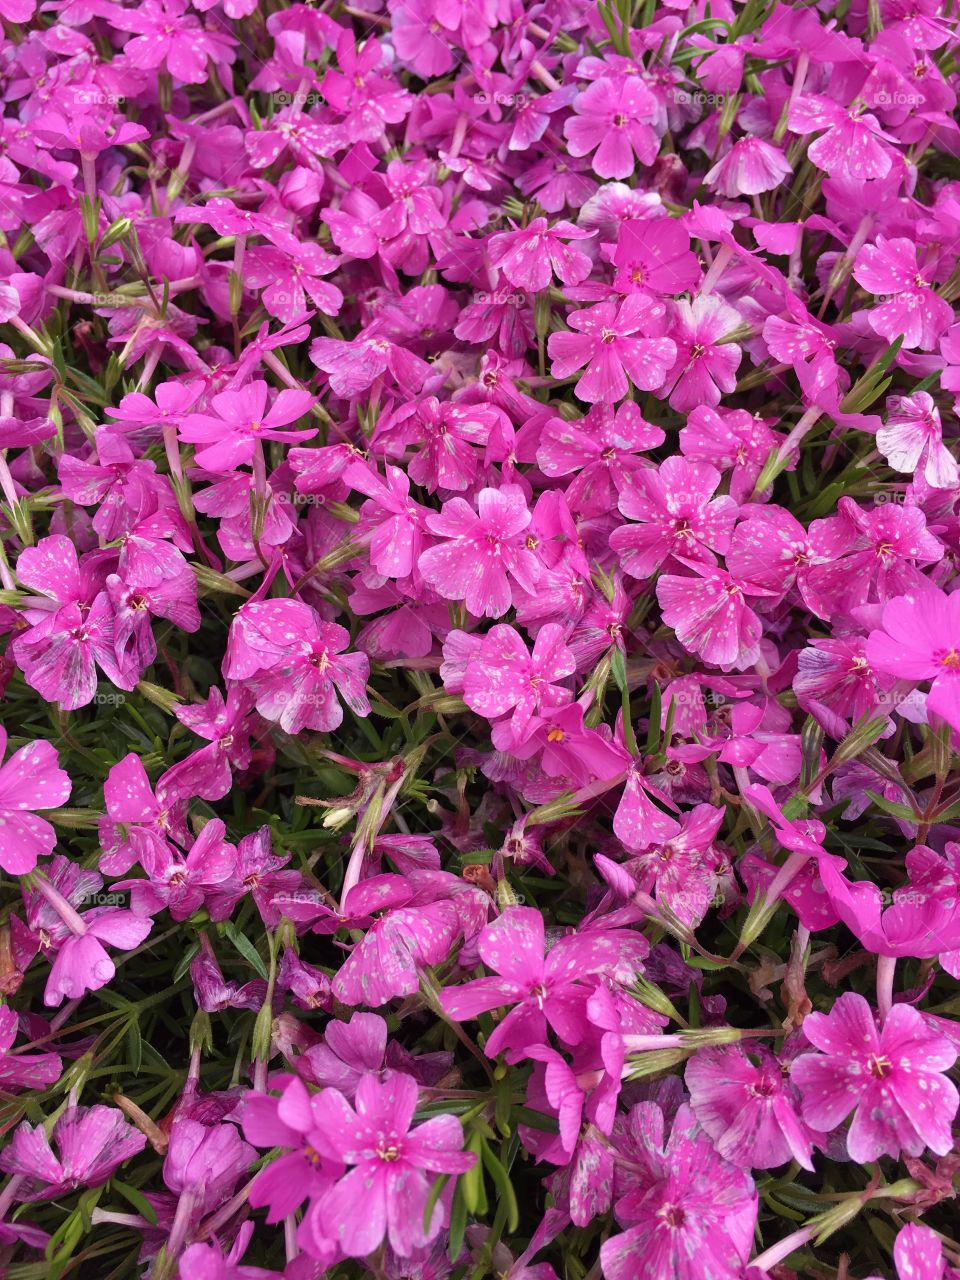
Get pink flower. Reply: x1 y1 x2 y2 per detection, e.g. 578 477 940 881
547 295 676 404
110 0 236 85
463 622 575 748
679 405 786 503
488 218 594 292
613 218 700 297
179 382 316 470
657 564 770 670
0 1105 147 1200
0 1007 60 1092
11 535 127 711
440 906 647 1061
245 244 343 324
610 457 738 579
537 402 665 517
601 1102 757 1280
686 1044 816 1170
311 1072 475 1258
599 802 724 928
419 486 541 619
224 600 371 735
854 235 953 351
704 137 792 196
0 728 70 875
877 392 959 488
791 993 958 1161
866 587 960 732
112 819 236 921
788 96 896 180
243 1075 344 1259
565 78 659 179
661 295 742 412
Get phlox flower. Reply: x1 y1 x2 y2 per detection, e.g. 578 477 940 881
547 295 676 404
791 992 958 1161
488 217 594 292
179 382 316 471
866 586 960 732
854 234 953 350
537 402 665 518
877 392 959 489
601 1101 757 1280
0 728 70 875
564 78 659 179
418 486 541 619
661 295 743 412
311 1072 475 1259
462 622 575 749
686 1044 817 1170
224 600 370 734
0 1106 147 1200
610 457 738 579
704 137 792 196
657 563 771 670
440 906 648 1061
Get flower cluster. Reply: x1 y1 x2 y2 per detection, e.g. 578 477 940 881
0 0 956 1278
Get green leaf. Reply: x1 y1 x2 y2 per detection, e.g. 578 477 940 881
173 941 201 984
110 1180 159 1226
222 921 269 980
864 789 917 820
480 1142 520 1233
424 1173 450 1232
447 1181 468 1262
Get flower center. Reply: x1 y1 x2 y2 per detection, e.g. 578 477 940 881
867 1053 892 1079
658 1204 686 1229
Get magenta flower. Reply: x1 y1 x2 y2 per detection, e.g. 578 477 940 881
224 600 370 734
179 382 316 471
680 405 785 503
610 456 738 580
245 244 343 324
565 78 659 179
854 234 953 350
440 906 648 1061
704 137 792 196
299 1012 389 1096
110 0 236 84
548 295 676 404
11 534 127 711
866 587 960 732
243 1076 344 1233
419 486 541 619
0 1105 147 1200
661 295 742 412
463 622 575 748
488 218 594 292
877 392 959 488
788 96 895 180
686 1044 816 1170
311 1072 474 1258
613 217 700 296
657 564 770 670
791 993 958 1161
537 402 665 517
112 819 236 922
0 1007 61 1092
601 1102 757 1280
0 728 70 875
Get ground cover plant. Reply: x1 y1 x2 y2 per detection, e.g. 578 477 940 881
0 0 957 1277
